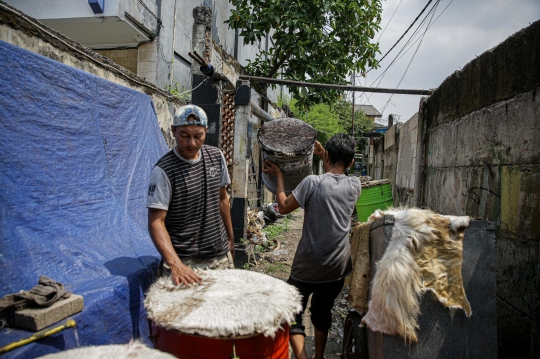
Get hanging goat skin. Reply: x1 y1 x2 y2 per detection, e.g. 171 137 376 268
361 208 471 343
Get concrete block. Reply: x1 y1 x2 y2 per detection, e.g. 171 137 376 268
127 48 138 58
13 294 84 331
408 113 418 129
140 71 157 83
138 61 157 73
139 50 157 62
95 49 111 58
410 128 417 144
111 49 128 58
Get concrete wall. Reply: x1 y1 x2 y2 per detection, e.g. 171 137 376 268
418 20 540 358
382 123 400 200
370 21 540 356
95 48 138 74
0 2 183 148
395 113 422 207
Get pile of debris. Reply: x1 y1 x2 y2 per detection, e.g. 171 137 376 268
361 178 390 188
244 204 285 265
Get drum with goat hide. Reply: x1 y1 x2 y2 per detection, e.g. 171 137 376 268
144 269 302 359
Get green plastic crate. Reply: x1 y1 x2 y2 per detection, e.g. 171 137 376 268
356 182 393 222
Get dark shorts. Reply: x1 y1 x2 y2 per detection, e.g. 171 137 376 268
287 277 345 336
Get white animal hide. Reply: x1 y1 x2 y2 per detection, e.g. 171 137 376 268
37 341 175 359
144 269 302 338
362 208 471 343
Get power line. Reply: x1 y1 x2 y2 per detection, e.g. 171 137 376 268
369 0 454 111
387 0 455 67
370 0 439 86
377 0 434 64
381 0 440 114
376 0 403 42
362 0 440 106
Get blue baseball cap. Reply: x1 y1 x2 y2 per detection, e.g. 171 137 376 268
173 105 208 127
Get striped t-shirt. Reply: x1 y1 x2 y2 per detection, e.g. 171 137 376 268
146 145 231 258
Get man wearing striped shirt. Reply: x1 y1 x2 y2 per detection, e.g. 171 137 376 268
147 105 235 286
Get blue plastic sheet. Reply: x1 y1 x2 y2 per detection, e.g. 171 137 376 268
0 40 169 357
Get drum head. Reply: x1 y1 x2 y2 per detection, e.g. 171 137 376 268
258 118 316 155
145 269 302 338
37 341 176 359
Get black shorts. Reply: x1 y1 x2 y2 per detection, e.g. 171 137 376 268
287 277 345 336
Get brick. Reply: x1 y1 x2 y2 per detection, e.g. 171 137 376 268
13 294 84 331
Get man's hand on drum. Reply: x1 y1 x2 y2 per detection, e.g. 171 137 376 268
262 159 282 178
313 140 324 158
169 261 202 286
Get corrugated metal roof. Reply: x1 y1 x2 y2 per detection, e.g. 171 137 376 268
354 104 382 117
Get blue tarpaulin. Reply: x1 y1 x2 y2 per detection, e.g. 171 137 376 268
0 40 169 357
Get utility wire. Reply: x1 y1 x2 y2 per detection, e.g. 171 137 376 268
388 0 455 66
365 0 440 102
381 0 439 114
376 0 403 42
371 0 439 85
377 0 433 64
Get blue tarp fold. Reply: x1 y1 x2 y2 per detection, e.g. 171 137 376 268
0 40 168 358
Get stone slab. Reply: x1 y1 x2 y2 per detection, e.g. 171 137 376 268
13 294 84 331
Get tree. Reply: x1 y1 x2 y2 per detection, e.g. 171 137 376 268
227 0 382 109
288 99 344 146
332 97 373 151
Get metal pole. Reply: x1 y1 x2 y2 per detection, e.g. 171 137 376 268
351 72 355 137
239 75 434 95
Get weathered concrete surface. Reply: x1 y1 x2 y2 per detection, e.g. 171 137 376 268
395 113 421 207
419 19 540 358
13 295 84 331
0 3 183 147
425 20 540 129
383 123 400 201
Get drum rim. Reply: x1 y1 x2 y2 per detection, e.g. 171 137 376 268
152 322 290 340
257 118 316 156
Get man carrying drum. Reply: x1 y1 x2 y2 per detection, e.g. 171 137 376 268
146 105 235 286
263 134 360 359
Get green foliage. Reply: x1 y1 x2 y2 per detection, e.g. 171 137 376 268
166 82 191 102
289 99 344 146
264 263 288 274
277 93 291 108
262 218 290 241
332 97 374 150
226 0 382 109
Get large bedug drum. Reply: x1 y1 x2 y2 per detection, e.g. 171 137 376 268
258 118 317 195
145 270 302 359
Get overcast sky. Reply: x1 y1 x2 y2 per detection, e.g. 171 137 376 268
353 0 540 123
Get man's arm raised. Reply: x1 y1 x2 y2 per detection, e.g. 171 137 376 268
262 159 300 215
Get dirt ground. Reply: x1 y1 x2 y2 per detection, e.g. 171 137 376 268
246 210 351 359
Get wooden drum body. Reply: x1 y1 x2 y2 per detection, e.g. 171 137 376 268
151 322 290 359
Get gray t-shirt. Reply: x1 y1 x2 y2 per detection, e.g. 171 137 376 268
291 173 361 283
146 147 230 209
